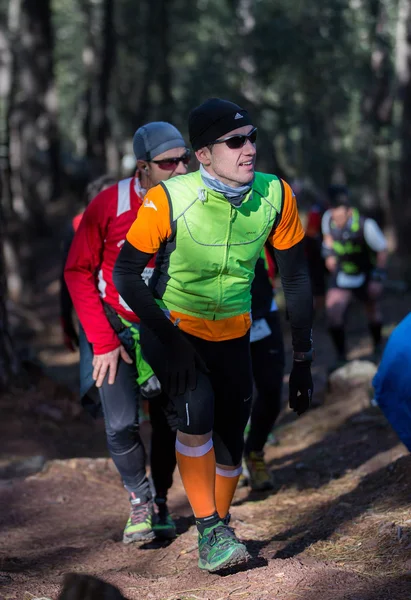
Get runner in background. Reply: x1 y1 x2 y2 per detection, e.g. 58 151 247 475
322 185 388 368
65 122 190 544
242 247 285 491
60 175 116 352
305 195 328 314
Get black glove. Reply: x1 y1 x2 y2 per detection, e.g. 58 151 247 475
289 361 313 416
165 331 208 396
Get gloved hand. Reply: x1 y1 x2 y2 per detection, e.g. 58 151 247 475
289 361 313 416
165 331 208 396
61 317 79 352
140 374 162 398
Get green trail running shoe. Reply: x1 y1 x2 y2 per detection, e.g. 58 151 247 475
245 451 273 491
152 501 177 540
123 496 155 544
198 522 249 572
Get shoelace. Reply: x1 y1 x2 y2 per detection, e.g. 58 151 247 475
130 502 150 525
208 525 237 548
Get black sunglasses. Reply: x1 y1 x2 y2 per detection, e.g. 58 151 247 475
150 149 191 171
210 127 258 150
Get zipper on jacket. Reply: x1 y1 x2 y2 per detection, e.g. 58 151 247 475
215 205 233 314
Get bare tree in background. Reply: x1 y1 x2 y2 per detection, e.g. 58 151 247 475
156 0 173 121
0 0 60 300
0 181 19 391
362 2 394 131
359 0 394 224
80 0 115 175
394 0 411 264
233 0 286 177
0 4 13 215
9 0 60 217
129 0 174 125
79 0 98 166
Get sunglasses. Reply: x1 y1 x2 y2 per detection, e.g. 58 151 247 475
210 127 258 150
150 150 191 171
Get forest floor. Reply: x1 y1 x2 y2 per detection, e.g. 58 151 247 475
1 218 411 600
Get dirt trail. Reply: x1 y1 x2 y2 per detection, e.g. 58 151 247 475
1 375 410 600
1 238 411 599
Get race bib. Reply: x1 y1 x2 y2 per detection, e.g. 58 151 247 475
250 318 272 343
336 272 366 289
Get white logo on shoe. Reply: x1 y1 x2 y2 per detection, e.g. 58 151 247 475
234 113 243 120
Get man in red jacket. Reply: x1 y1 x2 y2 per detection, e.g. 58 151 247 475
60 174 116 352
64 122 190 543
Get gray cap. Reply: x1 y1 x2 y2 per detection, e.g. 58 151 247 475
133 121 186 161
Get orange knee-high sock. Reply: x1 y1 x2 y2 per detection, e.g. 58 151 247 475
175 438 216 518
215 466 242 519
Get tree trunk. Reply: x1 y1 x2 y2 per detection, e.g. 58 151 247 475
4 0 60 300
157 0 173 121
233 0 286 177
9 0 60 214
79 0 96 161
393 0 411 264
0 19 13 217
135 1 158 124
358 1 394 224
94 0 115 172
80 0 115 176
0 182 19 391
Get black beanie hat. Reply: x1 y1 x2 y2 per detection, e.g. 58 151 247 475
328 184 350 207
189 98 253 150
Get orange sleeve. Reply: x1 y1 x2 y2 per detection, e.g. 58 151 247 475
126 184 172 253
268 180 305 250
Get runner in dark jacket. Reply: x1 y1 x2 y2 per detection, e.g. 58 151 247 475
243 248 285 491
